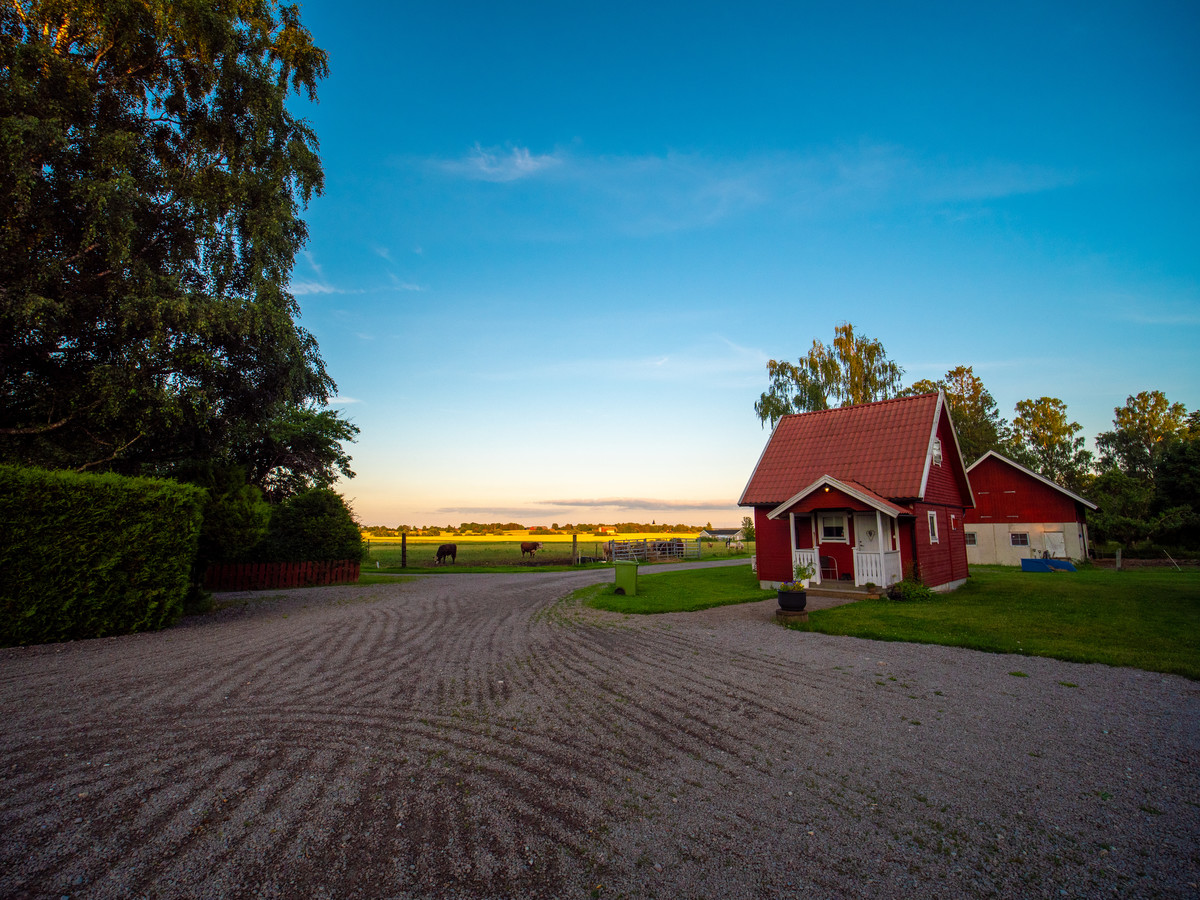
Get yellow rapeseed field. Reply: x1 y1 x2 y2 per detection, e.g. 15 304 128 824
362 530 703 545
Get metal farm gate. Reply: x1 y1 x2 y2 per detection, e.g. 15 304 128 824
609 538 700 562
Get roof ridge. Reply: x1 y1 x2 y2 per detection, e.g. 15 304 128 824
776 392 937 423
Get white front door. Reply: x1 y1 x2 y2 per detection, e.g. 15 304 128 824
854 513 880 552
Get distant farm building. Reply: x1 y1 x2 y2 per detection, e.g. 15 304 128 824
963 451 1096 565
699 528 743 543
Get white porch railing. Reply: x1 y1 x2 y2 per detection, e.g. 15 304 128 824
854 549 903 587
794 548 820 584
793 548 902 587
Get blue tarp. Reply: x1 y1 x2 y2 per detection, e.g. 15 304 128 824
1020 558 1077 572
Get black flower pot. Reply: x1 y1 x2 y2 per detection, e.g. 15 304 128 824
777 589 807 611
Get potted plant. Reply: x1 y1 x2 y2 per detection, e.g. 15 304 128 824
864 581 881 599
777 560 816 611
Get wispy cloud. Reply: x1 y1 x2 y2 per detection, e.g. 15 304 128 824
440 143 565 182
291 280 350 296
434 498 741 520
387 273 425 292
325 395 362 405
487 335 767 386
538 497 735 512
301 250 324 277
422 142 1071 237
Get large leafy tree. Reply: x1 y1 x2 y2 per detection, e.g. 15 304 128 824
1088 393 1194 549
755 322 904 426
1010 397 1093 493
904 365 1010 464
1148 411 1200 547
1095 391 1188 481
0 0 352 492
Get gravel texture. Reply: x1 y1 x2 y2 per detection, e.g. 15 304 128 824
1 562 1197 899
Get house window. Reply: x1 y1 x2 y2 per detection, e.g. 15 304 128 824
965 532 977 546
1010 533 1029 547
820 514 847 542
932 437 943 466
927 511 939 544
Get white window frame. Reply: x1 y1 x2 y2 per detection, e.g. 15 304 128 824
927 510 939 544
819 513 848 543
1010 533 1029 547
932 436 943 466
965 531 977 546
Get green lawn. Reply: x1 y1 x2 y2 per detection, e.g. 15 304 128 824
581 564 773 614
789 565 1200 679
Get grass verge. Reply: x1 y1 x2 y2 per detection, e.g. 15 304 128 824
789 565 1200 679
581 564 773 614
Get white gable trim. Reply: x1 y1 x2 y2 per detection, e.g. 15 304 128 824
917 390 976 507
940 392 975 507
917 391 943 499
767 475 907 520
967 451 1097 510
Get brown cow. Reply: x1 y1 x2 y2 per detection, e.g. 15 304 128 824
435 543 457 565
520 541 543 557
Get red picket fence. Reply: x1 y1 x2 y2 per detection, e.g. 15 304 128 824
203 559 361 591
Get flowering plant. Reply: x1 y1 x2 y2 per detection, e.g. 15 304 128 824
779 559 816 592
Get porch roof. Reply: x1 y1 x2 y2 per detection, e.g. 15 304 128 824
767 476 911 520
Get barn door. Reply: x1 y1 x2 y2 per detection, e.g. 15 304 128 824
1044 532 1065 558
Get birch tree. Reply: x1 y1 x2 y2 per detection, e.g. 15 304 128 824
0 1 354 494
755 322 904 426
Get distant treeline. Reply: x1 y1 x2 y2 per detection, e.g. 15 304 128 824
361 522 708 536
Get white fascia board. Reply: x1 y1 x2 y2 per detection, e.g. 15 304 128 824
939 390 976 507
768 476 905 520
917 391 943 500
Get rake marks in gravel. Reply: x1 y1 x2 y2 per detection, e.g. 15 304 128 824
1 568 1197 898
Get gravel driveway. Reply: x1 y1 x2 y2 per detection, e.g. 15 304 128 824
2 564 1197 899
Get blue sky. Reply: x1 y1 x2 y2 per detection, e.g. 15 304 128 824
288 0 1198 528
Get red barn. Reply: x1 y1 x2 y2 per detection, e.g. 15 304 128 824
963 451 1096 565
739 392 974 592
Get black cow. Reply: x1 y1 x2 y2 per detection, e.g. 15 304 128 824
435 543 457 565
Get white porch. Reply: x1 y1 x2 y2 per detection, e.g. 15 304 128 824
769 475 909 590
794 547 902 588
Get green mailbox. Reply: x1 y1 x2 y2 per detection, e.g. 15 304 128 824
614 560 638 595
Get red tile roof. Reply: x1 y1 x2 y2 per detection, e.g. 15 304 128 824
739 393 941 507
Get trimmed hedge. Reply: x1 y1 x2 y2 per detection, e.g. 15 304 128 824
0 465 205 646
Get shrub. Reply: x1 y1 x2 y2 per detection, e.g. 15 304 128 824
252 488 363 562
187 465 271 564
888 579 934 602
0 465 204 645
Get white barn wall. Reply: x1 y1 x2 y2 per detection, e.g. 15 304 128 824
965 522 1088 566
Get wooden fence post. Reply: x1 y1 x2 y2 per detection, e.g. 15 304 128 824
572 534 578 566
401 531 407 568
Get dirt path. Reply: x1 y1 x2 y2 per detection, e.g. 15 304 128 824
2 567 1197 898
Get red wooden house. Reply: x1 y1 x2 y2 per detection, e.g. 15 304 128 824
963 451 1096 565
739 392 974 591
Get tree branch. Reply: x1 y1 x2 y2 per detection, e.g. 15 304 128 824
0 416 71 435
